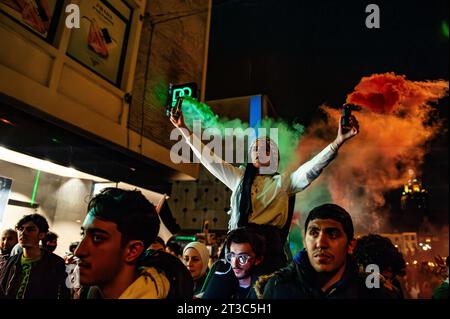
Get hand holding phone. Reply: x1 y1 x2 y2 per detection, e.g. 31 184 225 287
341 103 352 134
171 96 183 121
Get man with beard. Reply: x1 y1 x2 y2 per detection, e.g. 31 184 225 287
0 229 18 269
203 227 266 299
227 228 266 299
260 204 397 299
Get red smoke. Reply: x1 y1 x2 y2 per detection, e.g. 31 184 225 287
292 73 448 233
346 72 448 114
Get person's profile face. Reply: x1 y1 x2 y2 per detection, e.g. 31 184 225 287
75 214 125 287
304 219 351 274
183 248 204 280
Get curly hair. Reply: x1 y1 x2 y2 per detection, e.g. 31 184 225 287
353 234 406 277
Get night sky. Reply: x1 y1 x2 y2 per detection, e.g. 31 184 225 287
205 0 449 225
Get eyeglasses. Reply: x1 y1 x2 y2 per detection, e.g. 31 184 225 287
225 252 254 265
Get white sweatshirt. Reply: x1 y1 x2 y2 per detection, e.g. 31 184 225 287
180 129 338 230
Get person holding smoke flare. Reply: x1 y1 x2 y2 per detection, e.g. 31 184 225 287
170 107 359 278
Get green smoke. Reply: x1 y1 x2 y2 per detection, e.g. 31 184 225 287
288 224 304 257
181 97 221 129
180 97 304 170
258 118 304 171
295 182 333 214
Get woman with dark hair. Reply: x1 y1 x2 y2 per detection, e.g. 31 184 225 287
170 109 358 272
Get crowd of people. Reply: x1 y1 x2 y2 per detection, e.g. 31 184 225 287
1 189 447 300
0 111 447 299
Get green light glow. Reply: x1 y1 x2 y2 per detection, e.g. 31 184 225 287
175 236 197 241
154 78 168 106
181 97 221 130
442 20 449 39
288 224 303 256
30 170 40 207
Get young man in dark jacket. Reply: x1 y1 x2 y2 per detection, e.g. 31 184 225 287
75 188 192 299
0 214 69 299
202 227 266 299
260 204 398 299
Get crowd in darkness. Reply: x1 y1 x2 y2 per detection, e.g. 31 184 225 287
0 111 448 300
0 188 447 300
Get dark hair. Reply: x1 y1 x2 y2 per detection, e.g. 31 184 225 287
69 242 79 253
87 188 160 249
166 241 182 256
153 236 166 248
239 138 280 227
238 163 258 227
446 256 449 268
304 204 354 241
225 227 266 258
44 231 58 242
353 234 406 277
16 213 49 234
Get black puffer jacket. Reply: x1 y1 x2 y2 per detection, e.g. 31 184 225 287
261 249 399 299
0 250 70 299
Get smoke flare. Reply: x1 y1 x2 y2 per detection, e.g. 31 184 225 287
295 73 448 233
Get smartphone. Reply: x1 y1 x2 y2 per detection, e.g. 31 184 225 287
341 104 352 133
171 96 183 121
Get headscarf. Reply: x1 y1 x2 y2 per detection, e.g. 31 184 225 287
183 241 210 276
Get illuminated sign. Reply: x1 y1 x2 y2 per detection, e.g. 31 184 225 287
168 82 198 107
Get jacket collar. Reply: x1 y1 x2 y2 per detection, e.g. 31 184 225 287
293 249 358 297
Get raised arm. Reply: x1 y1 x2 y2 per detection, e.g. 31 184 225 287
287 114 359 194
170 110 243 190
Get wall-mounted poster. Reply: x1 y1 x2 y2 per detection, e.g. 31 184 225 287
0 0 62 41
66 0 132 86
0 176 12 224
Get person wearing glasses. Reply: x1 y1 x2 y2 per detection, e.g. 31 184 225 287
203 227 266 299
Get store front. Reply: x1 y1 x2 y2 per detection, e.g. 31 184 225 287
0 96 178 257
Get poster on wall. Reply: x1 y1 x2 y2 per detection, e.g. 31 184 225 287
0 0 62 41
66 0 132 86
0 176 12 224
